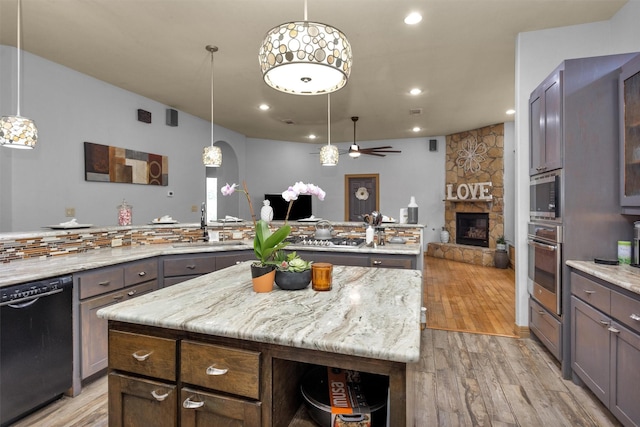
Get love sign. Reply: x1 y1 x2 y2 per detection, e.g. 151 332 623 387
446 182 493 201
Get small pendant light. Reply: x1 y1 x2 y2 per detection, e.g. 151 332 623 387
0 0 38 149
202 45 222 167
319 94 339 166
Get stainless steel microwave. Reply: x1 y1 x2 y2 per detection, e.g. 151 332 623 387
530 171 561 221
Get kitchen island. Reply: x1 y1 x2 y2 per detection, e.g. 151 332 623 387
97 262 422 426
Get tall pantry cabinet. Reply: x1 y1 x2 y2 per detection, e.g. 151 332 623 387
527 53 639 380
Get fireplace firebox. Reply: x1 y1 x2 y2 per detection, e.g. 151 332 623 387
456 213 489 247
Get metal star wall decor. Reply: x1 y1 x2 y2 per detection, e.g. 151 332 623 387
456 137 487 173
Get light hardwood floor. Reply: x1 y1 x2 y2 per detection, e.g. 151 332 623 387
11 257 621 427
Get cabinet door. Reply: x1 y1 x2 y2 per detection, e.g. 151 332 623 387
80 280 158 378
370 254 414 269
571 296 610 406
215 251 254 271
108 372 176 427
619 54 640 209
609 321 640 427
529 69 563 175
180 387 261 427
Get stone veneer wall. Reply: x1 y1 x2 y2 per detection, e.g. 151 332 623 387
428 123 505 267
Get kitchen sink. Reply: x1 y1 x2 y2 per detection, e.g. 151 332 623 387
172 241 248 248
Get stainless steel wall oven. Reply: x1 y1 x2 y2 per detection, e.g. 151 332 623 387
528 222 563 316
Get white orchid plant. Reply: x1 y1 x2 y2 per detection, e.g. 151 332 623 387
221 181 325 267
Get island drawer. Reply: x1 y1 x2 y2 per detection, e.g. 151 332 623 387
529 297 562 361
78 267 124 299
108 330 177 382
370 255 414 269
571 272 611 314
163 254 216 277
181 341 260 400
124 258 158 286
611 290 640 333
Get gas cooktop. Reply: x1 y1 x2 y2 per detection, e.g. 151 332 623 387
287 237 365 248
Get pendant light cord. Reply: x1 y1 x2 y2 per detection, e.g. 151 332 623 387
327 93 330 145
16 0 22 116
210 50 214 147
303 0 308 21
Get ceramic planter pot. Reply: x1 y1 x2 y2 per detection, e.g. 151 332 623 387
250 264 275 293
275 269 311 290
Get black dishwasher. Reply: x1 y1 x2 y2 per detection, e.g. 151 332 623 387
0 275 73 426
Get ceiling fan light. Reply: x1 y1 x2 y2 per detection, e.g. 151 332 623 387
203 145 222 167
258 21 352 95
0 115 37 149
320 144 339 166
348 144 361 158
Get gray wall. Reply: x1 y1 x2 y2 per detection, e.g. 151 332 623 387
0 45 246 231
514 0 640 326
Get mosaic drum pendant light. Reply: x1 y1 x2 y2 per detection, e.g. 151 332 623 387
0 0 38 149
319 94 338 166
258 1 352 95
203 45 222 167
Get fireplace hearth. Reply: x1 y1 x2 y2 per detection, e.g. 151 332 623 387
456 212 489 247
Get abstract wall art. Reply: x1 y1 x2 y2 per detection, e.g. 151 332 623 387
84 141 168 186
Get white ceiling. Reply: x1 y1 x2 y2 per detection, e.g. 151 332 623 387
0 0 628 144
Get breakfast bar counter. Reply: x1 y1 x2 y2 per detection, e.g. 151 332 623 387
98 262 422 426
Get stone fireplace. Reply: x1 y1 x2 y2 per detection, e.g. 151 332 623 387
427 123 505 266
456 212 489 247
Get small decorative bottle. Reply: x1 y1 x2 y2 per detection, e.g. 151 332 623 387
260 200 273 223
117 199 132 226
407 196 418 224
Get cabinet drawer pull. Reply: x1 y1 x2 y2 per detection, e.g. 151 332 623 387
183 397 205 409
583 290 595 295
98 281 111 286
608 326 620 334
113 294 124 301
206 365 228 376
132 350 153 361
599 320 609 327
138 271 146 277
630 313 640 322
373 260 382 265
151 389 169 401
127 290 137 297
186 264 197 270
537 310 545 315
235 261 241 265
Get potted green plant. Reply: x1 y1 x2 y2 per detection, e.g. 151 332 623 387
221 181 325 292
496 235 506 251
273 251 313 290
494 235 509 269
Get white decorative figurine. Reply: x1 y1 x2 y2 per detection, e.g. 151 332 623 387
260 199 274 223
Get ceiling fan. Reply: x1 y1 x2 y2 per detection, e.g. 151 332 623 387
348 117 401 158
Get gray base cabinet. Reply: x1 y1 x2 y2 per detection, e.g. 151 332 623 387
161 251 254 287
76 258 159 379
295 250 416 269
570 271 640 427
529 297 562 361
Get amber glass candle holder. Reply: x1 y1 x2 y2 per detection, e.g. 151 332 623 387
311 263 333 291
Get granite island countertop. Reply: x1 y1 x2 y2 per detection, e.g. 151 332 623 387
567 260 640 296
97 262 423 364
0 241 421 288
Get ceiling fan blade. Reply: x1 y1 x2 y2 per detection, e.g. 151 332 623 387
362 152 386 157
362 146 393 150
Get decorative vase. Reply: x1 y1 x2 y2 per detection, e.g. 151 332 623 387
440 229 450 243
275 269 311 290
494 250 509 269
250 264 275 293
260 200 273 223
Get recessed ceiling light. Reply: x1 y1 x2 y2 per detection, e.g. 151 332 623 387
506 109 516 115
308 134 317 140
259 104 270 111
404 12 422 25
412 127 421 132
409 88 422 96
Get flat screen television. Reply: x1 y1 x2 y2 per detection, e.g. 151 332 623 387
264 194 312 220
